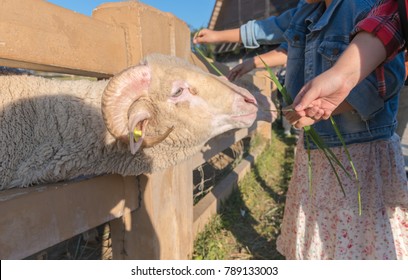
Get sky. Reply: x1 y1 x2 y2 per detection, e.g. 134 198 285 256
46 0 216 30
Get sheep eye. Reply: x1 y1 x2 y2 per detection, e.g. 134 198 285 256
172 88 184 97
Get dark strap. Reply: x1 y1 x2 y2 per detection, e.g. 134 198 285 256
398 0 408 48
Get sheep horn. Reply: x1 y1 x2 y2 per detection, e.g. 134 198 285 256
142 126 175 148
101 65 151 141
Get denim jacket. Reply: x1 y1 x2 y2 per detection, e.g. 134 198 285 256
241 0 405 149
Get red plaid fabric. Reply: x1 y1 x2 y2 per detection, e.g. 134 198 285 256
352 0 406 96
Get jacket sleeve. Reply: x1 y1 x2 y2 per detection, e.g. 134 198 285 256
240 3 302 48
352 0 405 61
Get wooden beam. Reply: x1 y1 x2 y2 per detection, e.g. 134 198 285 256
0 175 140 259
0 0 128 75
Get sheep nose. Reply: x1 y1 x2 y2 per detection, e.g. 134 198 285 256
244 97 257 104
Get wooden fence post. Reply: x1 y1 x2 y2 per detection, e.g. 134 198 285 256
92 1 191 67
110 159 194 260
254 71 273 141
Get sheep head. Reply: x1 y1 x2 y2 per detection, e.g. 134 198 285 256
102 54 259 155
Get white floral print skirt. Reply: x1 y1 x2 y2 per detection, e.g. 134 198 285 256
276 133 408 259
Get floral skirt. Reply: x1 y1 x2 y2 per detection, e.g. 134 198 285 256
276 134 408 259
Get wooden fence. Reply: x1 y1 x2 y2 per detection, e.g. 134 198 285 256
0 0 273 259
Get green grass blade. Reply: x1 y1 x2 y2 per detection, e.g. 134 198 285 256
324 149 346 197
329 117 359 180
306 127 353 180
305 129 347 196
194 46 224 77
329 116 362 214
258 55 293 105
305 133 313 195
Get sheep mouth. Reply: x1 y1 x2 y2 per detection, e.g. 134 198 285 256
232 111 257 120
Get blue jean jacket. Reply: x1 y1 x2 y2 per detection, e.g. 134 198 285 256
241 0 405 149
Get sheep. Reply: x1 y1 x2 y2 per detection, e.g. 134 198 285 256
0 54 274 190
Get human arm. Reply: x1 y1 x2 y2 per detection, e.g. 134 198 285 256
193 28 241 44
228 48 288 81
194 10 295 47
292 0 405 121
292 31 387 121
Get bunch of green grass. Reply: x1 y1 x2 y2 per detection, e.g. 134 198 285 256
258 57 361 215
193 42 361 214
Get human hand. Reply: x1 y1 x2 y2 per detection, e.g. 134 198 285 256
284 108 317 129
227 59 255 81
193 29 220 44
293 68 354 120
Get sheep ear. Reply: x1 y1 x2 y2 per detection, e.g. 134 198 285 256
101 65 151 141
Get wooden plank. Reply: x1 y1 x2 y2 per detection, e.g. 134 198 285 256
0 175 140 260
192 125 256 168
0 58 112 78
110 159 194 260
0 0 127 75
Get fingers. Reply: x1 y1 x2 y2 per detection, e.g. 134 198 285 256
284 106 301 124
293 117 317 129
227 67 238 81
193 29 208 44
227 60 254 81
293 83 320 112
228 67 243 81
322 111 332 120
192 30 200 44
285 104 322 129
304 106 324 120
228 65 246 81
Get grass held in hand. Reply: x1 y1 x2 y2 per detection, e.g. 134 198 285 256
258 56 362 215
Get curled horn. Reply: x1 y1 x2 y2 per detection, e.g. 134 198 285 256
101 65 151 142
143 126 175 148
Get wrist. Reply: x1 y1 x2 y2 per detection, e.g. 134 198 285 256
330 64 359 93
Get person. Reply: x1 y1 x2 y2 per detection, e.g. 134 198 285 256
195 0 408 259
289 0 406 124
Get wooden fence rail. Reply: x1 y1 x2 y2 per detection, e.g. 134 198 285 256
0 0 272 259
